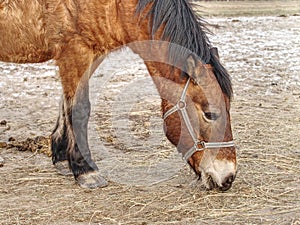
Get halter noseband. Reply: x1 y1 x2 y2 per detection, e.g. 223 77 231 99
163 76 235 162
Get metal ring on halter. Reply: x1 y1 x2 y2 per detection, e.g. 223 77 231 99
177 100 186 110
196 141 206 150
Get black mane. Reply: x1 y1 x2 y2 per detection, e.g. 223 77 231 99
136 0 233 99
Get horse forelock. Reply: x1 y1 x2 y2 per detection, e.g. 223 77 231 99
136 0 233 99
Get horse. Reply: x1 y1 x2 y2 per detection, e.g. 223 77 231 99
0 0 237 191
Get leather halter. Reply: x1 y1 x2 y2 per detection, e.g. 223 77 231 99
163 76 235 162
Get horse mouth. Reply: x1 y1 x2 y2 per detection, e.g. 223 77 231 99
201 173 234 192
206 175 218 190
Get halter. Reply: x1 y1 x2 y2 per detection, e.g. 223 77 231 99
163 76 235 162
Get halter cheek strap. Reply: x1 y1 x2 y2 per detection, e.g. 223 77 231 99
163 77 235 162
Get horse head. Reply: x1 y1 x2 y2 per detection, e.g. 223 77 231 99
163 53 237 191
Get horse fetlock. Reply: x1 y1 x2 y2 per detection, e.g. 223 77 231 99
70 156 99 175
51 131 69 164
51 144 68 164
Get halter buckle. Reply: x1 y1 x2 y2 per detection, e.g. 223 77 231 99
195 141 206 150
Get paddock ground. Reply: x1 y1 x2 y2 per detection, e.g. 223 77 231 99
0 1 299 224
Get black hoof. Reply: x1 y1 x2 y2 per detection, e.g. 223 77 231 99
54 161 72 176
76 171 108 189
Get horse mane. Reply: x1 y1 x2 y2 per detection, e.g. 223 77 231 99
136 0 233 99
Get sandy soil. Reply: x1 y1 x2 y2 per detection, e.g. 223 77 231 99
0 14 299 225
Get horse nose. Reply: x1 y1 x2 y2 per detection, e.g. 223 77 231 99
219 174 235 191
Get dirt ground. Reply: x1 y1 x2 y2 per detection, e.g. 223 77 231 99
0 2 300 225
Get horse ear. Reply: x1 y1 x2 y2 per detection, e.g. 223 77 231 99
185 54 206 85
185 54 196 77
210 47 219 59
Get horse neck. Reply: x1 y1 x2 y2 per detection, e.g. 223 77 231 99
126 36 187 110
113 1 189 100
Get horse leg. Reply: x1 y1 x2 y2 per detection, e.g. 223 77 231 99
53 42 107 188
51 54 106 177
51 97 72 176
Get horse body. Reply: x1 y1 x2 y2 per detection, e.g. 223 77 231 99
0 0 50 62
0 0 237 190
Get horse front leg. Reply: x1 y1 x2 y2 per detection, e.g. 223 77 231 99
51 55 105 176
51 97 72 176
53 43 108 188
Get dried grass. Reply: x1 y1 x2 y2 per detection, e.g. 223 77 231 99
0 3 300 224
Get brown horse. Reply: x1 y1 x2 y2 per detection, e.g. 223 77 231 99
0 0 237 191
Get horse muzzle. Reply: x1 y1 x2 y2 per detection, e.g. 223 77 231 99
200 159 237 191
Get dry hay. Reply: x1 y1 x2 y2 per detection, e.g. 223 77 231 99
1 72 299 224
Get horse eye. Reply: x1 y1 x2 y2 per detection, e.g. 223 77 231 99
204 112 219 121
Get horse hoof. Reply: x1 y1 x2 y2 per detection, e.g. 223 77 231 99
76 171 108 189
54 161 72 176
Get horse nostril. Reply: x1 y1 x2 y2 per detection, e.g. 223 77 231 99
220 174 235 191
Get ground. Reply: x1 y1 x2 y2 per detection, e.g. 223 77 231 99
0 1 299 225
